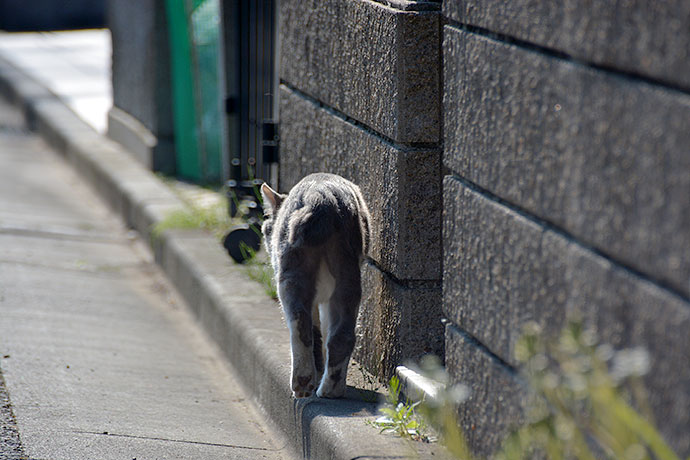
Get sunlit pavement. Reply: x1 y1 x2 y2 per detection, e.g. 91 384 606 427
0 31 292 459
0 29 111 132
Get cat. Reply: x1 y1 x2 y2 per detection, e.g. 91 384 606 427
260 173 371 398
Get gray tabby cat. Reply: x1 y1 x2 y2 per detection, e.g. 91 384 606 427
260 173 371 398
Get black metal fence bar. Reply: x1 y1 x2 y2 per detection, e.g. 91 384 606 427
222 0 278 210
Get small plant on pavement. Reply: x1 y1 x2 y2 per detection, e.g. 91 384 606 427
367 375 430 442
152 194 234 241
239 239 277 299
152 180 277 298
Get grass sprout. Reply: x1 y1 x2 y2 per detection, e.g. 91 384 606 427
238 240 277 299
152 195 234 242
368 321 687 460
151 179 277 299
368 376 431 442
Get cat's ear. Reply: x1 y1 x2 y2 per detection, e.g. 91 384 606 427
261 183 284 215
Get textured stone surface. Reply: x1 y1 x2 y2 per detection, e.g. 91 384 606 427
280 0 440 143
443 176 690 455
564 245 690 457
279 85 441 281
445 324 526 457
444 26 690 297
443 0 690 89
443 177 568 362
0 365 24 460
353 262 443 379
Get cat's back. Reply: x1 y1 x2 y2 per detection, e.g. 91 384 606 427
279 173 370 254
287 173 359 209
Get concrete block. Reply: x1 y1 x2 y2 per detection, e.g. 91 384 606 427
444 26 690 297
353 262 443 380
107 106 157 166
443 176 690 455
280 0 440 143
107 107 176 174
443 0 690 89
445 324 526 457
443 177 568 362
108 0 174 150
279 85 441 281
564 244 690 456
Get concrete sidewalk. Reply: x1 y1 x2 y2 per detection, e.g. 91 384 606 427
0 91 289 459
0 31 449 460
0 29 111 133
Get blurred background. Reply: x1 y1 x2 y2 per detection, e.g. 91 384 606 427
0 0 105 31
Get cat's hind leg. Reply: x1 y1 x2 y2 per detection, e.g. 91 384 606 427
317 267 361 398
312 306 324 382
279 275 318 398
286 317 317 398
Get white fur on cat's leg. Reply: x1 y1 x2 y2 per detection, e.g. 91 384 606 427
312 304 324 383
317 302 330 363
287 319 316 398
316 305 349 398
317 359 349 398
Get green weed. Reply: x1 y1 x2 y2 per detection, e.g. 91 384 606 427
238 239 277 299
368 321 687 460
367 375 431 442
152 179 277 299
496 321 684 460
152 197 234 242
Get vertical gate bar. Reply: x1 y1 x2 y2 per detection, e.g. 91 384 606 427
256 0 266 184
238 0 249 184
254 0 263 184
269 0 280 189
220 0 240 183
248 0 256 181
222 0 279 196
245 0 252 182
264 0 274 187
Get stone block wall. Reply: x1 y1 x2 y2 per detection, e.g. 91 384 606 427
443 1 690 456
277 0 444 379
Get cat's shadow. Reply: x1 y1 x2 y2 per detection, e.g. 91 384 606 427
292 385 383 457
292 385 383 418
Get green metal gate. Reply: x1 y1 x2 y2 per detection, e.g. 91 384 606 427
166 0 224 183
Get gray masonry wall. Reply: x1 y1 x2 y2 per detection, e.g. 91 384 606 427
277 0 443 379
280 0 440 144
278 1 690 454
443 1 690 456
444 1 690 91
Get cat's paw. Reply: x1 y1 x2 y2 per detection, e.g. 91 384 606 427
316 374 346 398
292 375 316 398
